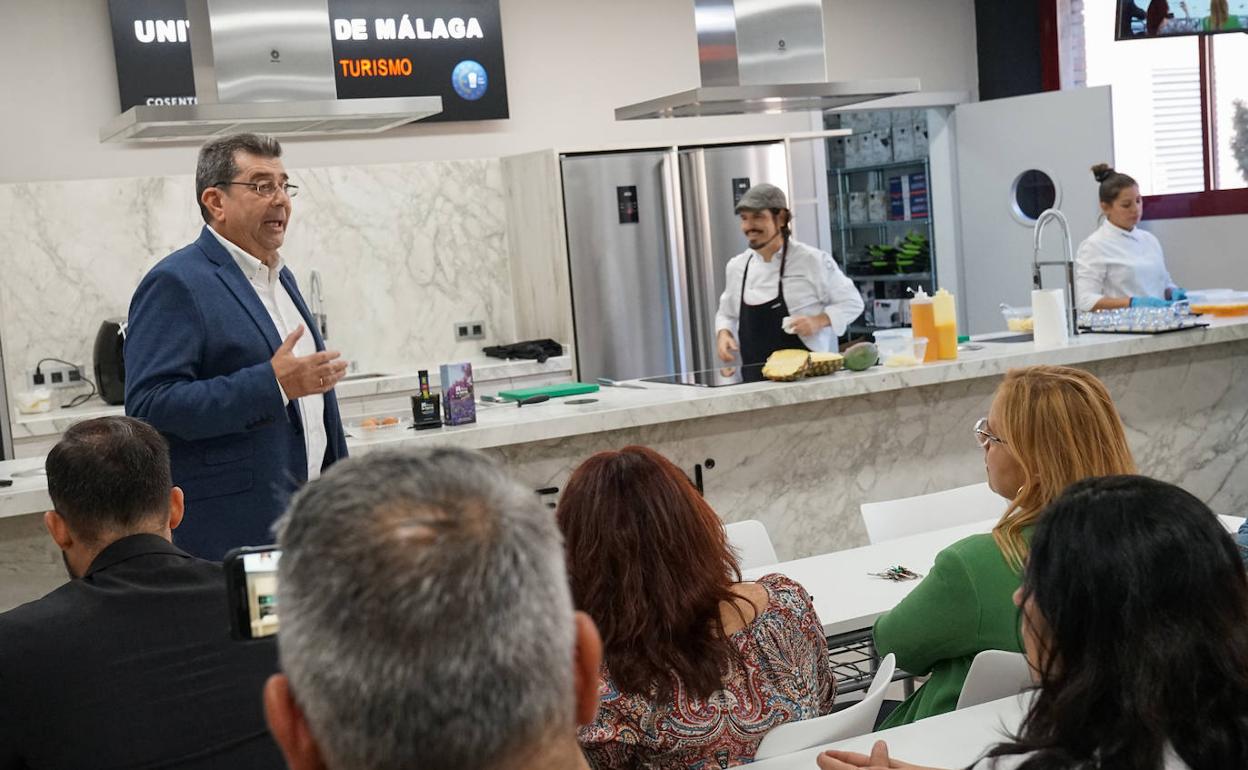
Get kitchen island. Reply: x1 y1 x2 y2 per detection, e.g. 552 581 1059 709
3 319 1247 610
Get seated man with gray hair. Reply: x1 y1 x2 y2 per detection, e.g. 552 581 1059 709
0 416 282 769
263 447 604 770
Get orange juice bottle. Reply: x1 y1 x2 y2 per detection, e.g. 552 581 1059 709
909 287 938 363
933 288 958 360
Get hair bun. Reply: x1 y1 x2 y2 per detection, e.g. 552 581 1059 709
1091 163 1115 183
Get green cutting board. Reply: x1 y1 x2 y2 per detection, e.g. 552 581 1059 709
496 382 600 401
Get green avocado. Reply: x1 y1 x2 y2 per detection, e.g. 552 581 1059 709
843 341 879 371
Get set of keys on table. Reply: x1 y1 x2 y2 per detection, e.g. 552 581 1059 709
869 565 923 581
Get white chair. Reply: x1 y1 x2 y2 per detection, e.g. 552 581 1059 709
860 482 1006 544
725 519 779 570
753 654 897 759
955 650 1034 710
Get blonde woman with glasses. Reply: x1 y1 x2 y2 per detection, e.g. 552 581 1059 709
871 365 1136 728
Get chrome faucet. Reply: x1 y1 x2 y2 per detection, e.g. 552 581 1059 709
1032 208 1079 337
308 269 328 340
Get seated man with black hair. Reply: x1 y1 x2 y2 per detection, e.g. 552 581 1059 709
0 416 282 769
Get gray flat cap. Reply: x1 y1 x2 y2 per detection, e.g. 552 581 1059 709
734 183 788 212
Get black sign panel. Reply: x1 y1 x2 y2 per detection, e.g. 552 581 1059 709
617 186 639 225
108 0 196 110
328 0 507 122
732 177 752 207
106 0 508 123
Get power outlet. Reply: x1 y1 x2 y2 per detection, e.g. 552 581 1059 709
27 363 87 390
453 320 486 341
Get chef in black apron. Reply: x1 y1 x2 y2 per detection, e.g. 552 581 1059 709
715 184 864 382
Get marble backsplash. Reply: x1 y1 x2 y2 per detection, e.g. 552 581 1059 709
0 157 514 408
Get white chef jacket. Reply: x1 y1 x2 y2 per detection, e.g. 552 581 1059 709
1074 219 1177 312
208 226 327 482
714 238 864 351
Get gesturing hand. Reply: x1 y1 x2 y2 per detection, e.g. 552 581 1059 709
789 314 829 337
717 329 740 362
271 325 348 400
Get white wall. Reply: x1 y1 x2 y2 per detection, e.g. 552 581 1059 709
1142 215 1248 290
823 0 979 97
0 0 979 184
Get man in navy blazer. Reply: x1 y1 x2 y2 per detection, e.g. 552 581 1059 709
125 133 349 560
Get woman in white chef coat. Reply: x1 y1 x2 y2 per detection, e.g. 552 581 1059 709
714 184 864 381
1074 164 1185 312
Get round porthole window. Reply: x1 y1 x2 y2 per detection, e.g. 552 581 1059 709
1010 169 1059 224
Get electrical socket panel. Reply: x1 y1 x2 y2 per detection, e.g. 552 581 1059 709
27 363 86 390
453 321 486 341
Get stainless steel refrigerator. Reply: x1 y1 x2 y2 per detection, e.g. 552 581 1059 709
561 143 790 384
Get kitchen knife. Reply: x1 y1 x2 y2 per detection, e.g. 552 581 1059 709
596 377 647 390
516 395 550 407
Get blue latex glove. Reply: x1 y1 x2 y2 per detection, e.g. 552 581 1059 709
1170 287 1188 301
1130 296 1171 308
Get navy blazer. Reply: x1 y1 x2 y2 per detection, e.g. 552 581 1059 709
124 227 348 560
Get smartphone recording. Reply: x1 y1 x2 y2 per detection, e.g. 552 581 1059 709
224 546 281 640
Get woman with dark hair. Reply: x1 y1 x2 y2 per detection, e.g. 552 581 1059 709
818 475 1248 770
1073 163 1184 312
557 446 835 769
1145 0 1171 34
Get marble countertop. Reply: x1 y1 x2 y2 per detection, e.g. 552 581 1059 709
0 456 51 520
348 317 1248 455
5 320 1246 519
9 355 572 440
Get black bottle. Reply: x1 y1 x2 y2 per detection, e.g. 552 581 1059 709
411 370 442 430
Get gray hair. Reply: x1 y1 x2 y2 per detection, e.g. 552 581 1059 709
274 447 576 770
194 133 282 223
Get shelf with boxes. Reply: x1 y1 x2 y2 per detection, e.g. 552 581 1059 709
835 217 929 233
824 107 936 338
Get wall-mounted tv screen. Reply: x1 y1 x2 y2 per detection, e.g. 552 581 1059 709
1116 0 1248 38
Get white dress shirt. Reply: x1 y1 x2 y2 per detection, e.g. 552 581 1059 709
1074 219 1177 311
715 238 865 351
208 226 327 482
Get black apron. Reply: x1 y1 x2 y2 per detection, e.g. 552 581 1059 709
737 240 809 383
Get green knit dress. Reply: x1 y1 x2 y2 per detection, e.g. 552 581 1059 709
873 531 1027 728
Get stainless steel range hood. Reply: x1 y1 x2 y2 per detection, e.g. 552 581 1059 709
101 0 442 143
616 0 919 121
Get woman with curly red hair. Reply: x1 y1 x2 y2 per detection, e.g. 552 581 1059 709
557 446 836 769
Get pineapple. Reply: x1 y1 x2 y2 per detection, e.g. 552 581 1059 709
806 352 845 376
762 349 811 381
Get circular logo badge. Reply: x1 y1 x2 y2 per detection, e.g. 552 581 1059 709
451 60 488 101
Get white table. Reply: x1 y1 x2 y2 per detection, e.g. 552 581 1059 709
748 693 1031 770
745 515 1246 639
743 519 998 638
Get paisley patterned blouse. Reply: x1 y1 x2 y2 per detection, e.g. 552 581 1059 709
579 573 836 769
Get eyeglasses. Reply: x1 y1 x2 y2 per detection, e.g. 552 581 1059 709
974 417 1006 448
216 180 299 198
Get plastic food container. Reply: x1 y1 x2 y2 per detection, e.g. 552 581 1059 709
874 329 927 366
1187 289 1248 317
882 337 929 367
1000 304 1034 332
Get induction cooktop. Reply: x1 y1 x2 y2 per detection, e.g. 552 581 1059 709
638 364 764 387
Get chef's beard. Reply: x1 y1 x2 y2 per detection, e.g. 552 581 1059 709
748 231 781 251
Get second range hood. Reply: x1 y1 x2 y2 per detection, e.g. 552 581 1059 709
616 0 918 121
101 0 442 143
